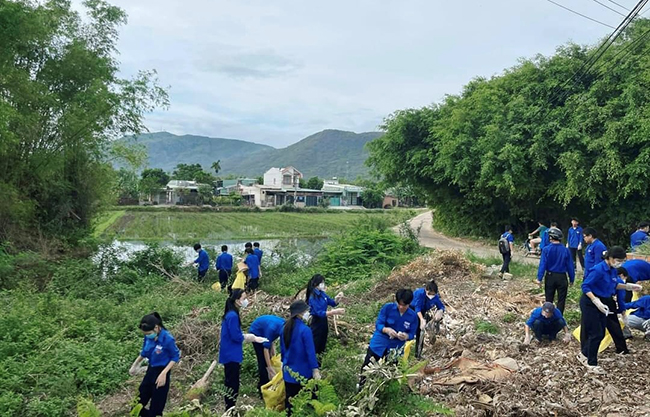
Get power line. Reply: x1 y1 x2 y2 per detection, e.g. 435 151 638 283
606 0 631 11
545 0 616 28
591 0 628 16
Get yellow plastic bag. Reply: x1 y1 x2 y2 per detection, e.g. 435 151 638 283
211 281 221 291
232 270 246 291
402 339 415 363
261 355 285 411
572 319 626 353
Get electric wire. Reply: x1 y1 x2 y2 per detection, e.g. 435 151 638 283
545 0 616 28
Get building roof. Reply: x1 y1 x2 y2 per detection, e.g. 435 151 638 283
166 180 207 190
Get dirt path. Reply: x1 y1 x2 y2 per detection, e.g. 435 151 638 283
402 211 539 265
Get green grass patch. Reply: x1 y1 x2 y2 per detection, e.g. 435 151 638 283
92 210 125 237
475 319 500 334
502 312 518 323
465 252 538 279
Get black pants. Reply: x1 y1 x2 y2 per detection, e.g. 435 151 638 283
223 362 240 410
531 319 563 341
545 272 569 314
358 347 385 388
310 315 329 357
569 247 584 269
580 294 607 366
603 297 628 354
252 342 269 392
500 252 511 274
197 269 207 281
138 366 170 417
285 381 303 416
218 269 231 289
248 278 259 291
624 289 633 304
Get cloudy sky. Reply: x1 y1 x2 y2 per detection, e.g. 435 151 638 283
98 0 634 147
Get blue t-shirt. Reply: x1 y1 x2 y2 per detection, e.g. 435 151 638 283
254 248 263 262
368 303 417 357
412 288 445 315
245 254 261 279
525 307 567 328
567 226 583 249
616 277 628 313
308 289 337 318
621 259 650 283
216 252 233 271
219 310 244 364
537 243 575 283
280 318 319 383
249 315 284 349
582 260 619 298
140 329 181 368
194 249 210 272
630 230 649 250
584 239 607 277
625 295 650 319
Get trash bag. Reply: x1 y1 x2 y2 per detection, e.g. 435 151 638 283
211 281 221 291
402 339 415 363
261 355 285 411
231 270 246 291
572 320 626 353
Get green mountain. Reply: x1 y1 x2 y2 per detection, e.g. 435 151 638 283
127 130 382 179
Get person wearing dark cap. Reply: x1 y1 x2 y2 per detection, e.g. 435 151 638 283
578 247 642 373
583 227 607 277
219 290 268 411
630 221 650 251
536 228 574 314
358 289 417 389
566 218 584 271
129 312 181 417
281 300 320 415
191 243 210 281
523 302 571 344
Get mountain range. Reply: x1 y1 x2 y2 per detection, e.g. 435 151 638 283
121 130 383 179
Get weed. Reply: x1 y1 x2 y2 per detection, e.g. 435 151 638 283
475 319 500 334
502 312 518 323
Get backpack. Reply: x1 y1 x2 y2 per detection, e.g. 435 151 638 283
498 235 510 254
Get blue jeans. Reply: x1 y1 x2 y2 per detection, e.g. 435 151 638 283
531 319 564 341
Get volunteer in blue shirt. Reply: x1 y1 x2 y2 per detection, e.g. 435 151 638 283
582 227 607 277
619 259 650 304
523 302 571 344
253 242 263 262
566 217 584 271
499 226 515 278
244 247 261 291
621 295 650 339
630 221 650 251
129 312 180 417
578 247 641 373
305 274 345 357
280 300 320 415
219 290 267 410
249 315 284 392
216 245 233 290
191 243 210 281
359 289 417 389
536 228 575 314
411 280 445 358
615 271 635 340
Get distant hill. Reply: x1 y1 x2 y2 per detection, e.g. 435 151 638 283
125 130 383 179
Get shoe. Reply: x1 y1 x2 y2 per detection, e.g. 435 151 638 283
586 365 606 375
576 353 588 366
616 350 631 355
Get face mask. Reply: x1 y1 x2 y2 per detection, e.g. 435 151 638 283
240 299 249 309
427 293 435 300
613 261 623 268
145 331 157 340
318 283 326 290
302 312 311 322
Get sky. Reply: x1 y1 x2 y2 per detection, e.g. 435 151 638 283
86 0 637 147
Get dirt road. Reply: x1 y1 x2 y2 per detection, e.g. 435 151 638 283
402 211 539 265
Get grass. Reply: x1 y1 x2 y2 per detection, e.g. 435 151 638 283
97 209 416 241
92 210 125 238
465 252 538 278
475 319 500 334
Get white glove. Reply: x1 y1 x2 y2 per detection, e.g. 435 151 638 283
625 283 642 292
244 333 269 344
562 332 572 343
312 369 321 380
434 310 444 321
592 298 610 316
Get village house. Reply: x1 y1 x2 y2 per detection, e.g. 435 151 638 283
321 178 364 207
242 166 325 208
163 180 203 205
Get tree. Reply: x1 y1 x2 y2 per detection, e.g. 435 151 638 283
0 0 168 246
140 168 170 201
172 163 215 184
367 19 650 244
306 177 324 190
360 182 384 209
211 160 221 175
115 168 139 202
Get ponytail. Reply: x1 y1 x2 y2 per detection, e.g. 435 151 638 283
224 289 244 327
304 274 325 302
140 312 164 331
283 318 297 349
284 300 309 349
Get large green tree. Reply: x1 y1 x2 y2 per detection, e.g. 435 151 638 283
368 20 650 245
171 163 215 184
0 0 167 246
140 168 169 201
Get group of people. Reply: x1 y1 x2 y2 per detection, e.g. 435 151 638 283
129 271 447 415
502 219 650 375
191 242 263 292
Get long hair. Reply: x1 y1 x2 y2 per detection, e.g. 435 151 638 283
140 312 164 331
224 289 244 326
283 300 308 349
304 274 325 302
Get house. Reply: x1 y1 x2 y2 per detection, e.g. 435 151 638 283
263 166 302 188
215 178 259 196
322 178 364 207
383 194 399 209
165 180 202 205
